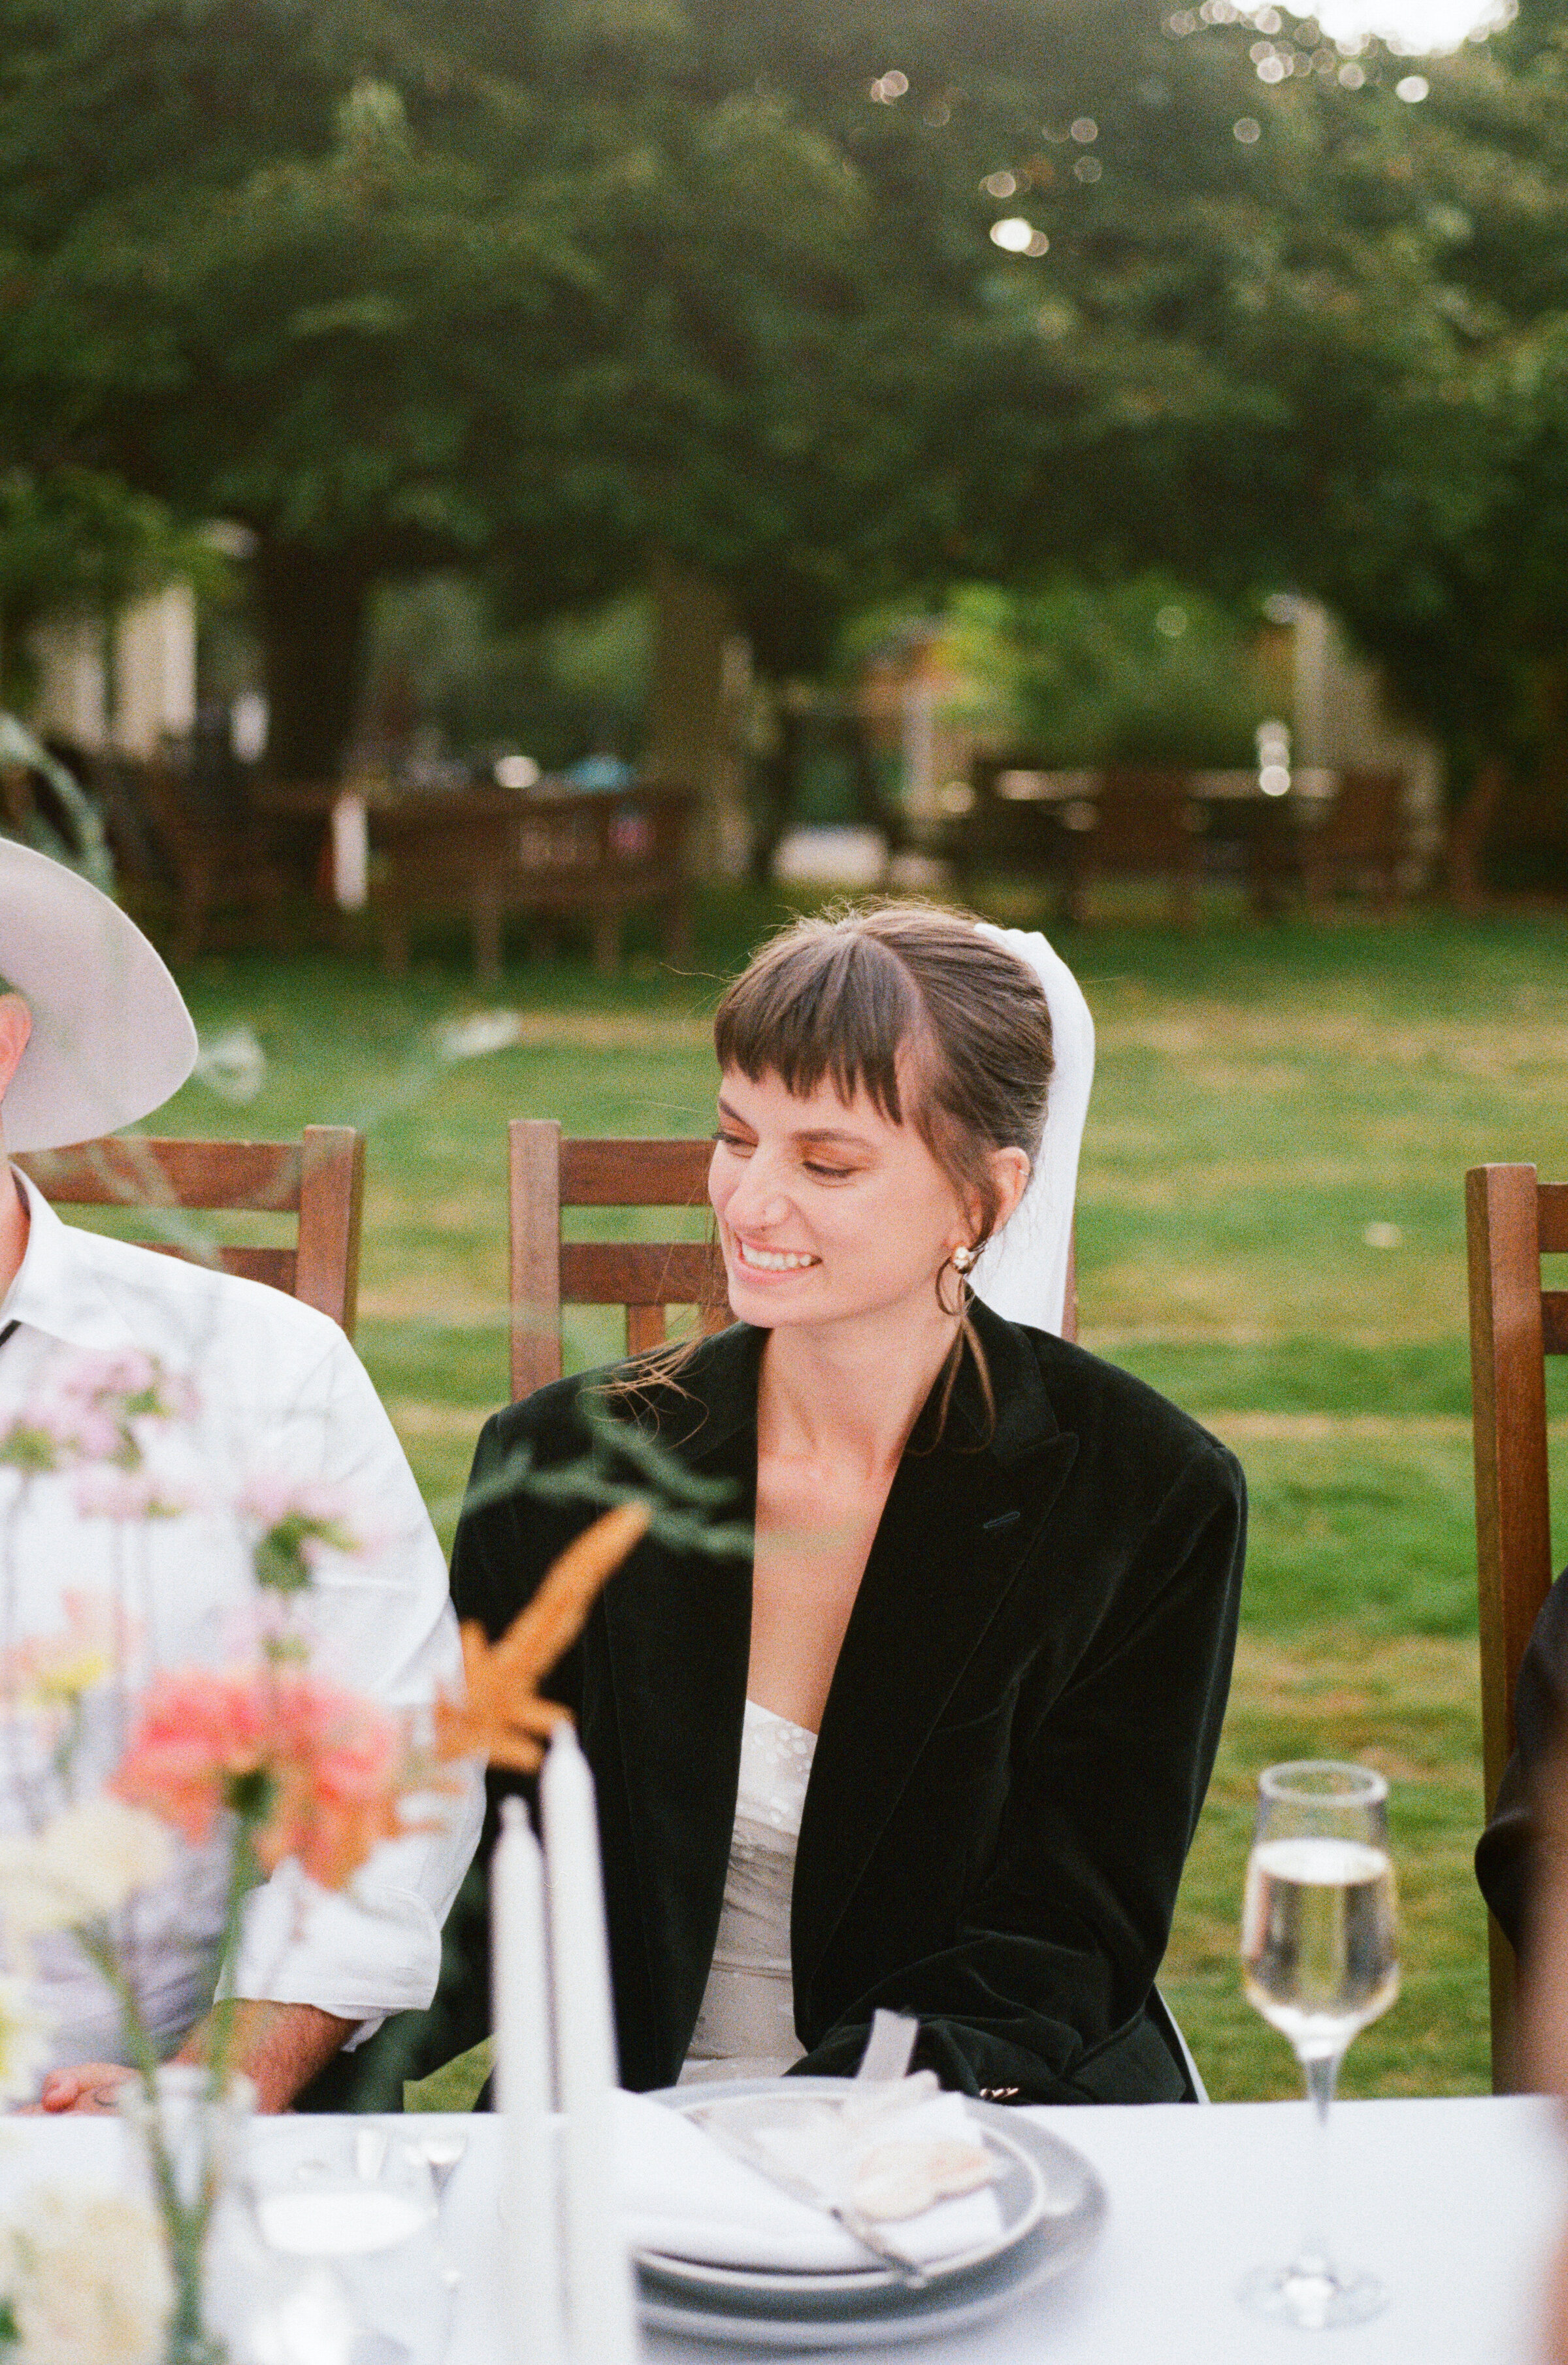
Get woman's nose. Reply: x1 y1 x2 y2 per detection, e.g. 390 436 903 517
723 1154 791 1231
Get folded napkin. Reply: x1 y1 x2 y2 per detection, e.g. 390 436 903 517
615 2085 1004 2272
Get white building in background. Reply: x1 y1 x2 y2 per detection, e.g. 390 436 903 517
1287 596 1445 876
26 583 197 757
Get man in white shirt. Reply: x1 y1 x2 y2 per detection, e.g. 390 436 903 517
0 838 482 2111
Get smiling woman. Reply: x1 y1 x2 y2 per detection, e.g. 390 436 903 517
423 903 1247 2107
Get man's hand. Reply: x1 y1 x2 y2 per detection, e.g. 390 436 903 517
27 2063 135 2114
17 2002 361 2117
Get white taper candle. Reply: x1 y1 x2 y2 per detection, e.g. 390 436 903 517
493 1796 567 2365
540 1724 642 2364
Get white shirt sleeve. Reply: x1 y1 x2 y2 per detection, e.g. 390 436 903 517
224 1326 484 2029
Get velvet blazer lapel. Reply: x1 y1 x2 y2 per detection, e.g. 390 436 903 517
595 1307 1080 2068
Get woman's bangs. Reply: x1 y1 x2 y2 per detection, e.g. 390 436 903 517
713 936 921 1123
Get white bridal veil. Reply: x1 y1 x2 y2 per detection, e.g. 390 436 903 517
968 923 1096 1339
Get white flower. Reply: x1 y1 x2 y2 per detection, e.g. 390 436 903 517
0 1799 174 1938
435 1009 523 1062
1 2187 173 2365
193 1024 267 1104
0 1976 53 2106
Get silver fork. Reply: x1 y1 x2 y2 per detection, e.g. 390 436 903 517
685 2108 930 2292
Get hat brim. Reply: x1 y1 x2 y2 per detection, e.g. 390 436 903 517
0 840 198 1152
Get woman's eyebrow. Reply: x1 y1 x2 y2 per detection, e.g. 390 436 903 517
715 1094 874 1149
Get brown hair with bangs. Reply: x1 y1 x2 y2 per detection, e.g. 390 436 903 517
608 902 1054 1431
714 902 1054 1266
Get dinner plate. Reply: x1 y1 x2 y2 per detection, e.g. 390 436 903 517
633 2079 1106 2347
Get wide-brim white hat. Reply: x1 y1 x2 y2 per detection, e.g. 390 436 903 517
0 839 197 1152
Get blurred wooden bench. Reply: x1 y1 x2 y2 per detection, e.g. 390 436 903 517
376 783 696 983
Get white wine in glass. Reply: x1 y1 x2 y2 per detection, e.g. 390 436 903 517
1238 1761 1398 2329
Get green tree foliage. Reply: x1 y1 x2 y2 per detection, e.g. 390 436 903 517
941 576 1275 766
3 0 1565 820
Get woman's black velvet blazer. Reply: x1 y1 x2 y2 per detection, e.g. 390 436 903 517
435 1301 1246 2106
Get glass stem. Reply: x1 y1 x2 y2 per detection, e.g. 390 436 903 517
1294 2048 1344 2279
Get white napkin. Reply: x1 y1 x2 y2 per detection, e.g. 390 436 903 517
614 2087 1004 2271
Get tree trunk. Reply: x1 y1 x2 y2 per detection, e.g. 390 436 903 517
254 538 375 783
839 709 905 853
1447 755 1507 916
749 689 807 886
645 561 747 876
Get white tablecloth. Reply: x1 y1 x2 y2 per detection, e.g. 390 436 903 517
0 2095 1561 2362
438 2096 1567 2363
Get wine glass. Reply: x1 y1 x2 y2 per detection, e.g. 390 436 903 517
243 2124 453 2365
1237 1759 1399 2330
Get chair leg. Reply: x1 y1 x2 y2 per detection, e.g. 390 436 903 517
591 907 620 975
474 884 502 987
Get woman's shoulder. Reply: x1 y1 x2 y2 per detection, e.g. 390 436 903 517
976 1306 1243 1502
472 1324 759 1468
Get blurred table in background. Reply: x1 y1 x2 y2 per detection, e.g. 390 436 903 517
259 778 697 981
927 764 1410 923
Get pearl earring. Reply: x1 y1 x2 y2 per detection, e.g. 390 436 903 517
951 1244 975 1274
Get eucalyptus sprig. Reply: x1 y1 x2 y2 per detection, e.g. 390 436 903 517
462 1395 752 1563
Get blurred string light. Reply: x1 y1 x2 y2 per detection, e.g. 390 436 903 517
1167 0 1512 49
869 69 909 103
990 218 1051 255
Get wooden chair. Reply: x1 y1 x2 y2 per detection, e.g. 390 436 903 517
17 1126 367 1337
508 1122 728 1401
1299 766 1407 916
1467 1161 1568 2087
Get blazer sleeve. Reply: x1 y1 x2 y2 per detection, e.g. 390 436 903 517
1476 1561 1568 1958
378 1401 595 2087
792 1440 1245 2103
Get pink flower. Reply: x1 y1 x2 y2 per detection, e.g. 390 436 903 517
114 1664 411 1891
72 1467 194 1522
54 1350 163 1404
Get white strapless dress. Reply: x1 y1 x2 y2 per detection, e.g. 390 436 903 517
679 1698 817 2085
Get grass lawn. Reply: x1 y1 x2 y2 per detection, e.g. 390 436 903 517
132 891 1568 2104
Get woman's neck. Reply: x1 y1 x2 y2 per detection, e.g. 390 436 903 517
757 1301 964 1480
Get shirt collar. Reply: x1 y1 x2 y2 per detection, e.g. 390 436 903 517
0 1167 143 1354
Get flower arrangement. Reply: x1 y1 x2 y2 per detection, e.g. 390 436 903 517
0 1346 668 2365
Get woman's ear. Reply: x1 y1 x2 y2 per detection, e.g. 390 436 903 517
988 1145 1031 1237
0 994 33 1108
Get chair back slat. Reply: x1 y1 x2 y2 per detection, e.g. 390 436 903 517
21 1137 302 1211
1466 1158 1567 2089
508 1119 565 1403
139 1243 297 1293
559 1241 720 1307
1540 1184 1568 1254
560 1139 712 1205
18 1126 365 1339
627 1305 668 1358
